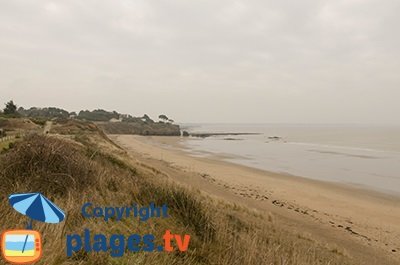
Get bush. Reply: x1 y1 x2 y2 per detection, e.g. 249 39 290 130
29 117 47 126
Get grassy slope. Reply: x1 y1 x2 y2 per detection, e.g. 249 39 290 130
0 121 355 265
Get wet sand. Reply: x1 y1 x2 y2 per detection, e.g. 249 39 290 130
110 134 400 265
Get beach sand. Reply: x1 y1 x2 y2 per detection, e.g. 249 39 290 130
110 134 400 265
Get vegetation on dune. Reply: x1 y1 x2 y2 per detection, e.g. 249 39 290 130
18 106 71 119
51 118 103 134
0 134 94 196
0 117 40 132
0 121 354 264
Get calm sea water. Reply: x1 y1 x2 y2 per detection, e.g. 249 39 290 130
179 124 400 196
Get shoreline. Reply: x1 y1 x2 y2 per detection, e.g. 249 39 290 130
110 134 400 264
136 134 400 201
180 134 400 197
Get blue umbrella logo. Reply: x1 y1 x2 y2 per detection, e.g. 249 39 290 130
7 193 66 253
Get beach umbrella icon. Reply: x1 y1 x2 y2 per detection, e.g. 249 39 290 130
9 193 66 226
8 193 66 253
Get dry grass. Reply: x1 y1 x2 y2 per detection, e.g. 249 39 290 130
0 117 40 131
0 132 355 265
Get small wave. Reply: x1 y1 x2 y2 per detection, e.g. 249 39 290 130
287 142 400 154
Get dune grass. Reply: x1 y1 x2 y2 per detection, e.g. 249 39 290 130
0 132 355 265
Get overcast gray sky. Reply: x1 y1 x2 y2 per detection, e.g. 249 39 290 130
0 0 399 124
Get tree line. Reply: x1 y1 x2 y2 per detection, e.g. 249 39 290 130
0 100 174 124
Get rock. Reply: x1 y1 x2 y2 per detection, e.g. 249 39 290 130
268 136 281 140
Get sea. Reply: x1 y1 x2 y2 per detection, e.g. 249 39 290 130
179 123 400 196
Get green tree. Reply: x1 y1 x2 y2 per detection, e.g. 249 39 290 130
158 114 169 122
78 109 119 121
4 100 17 115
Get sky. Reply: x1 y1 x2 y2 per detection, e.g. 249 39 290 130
0 0 399 124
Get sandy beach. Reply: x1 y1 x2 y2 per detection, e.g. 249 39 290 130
110 134 400 265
